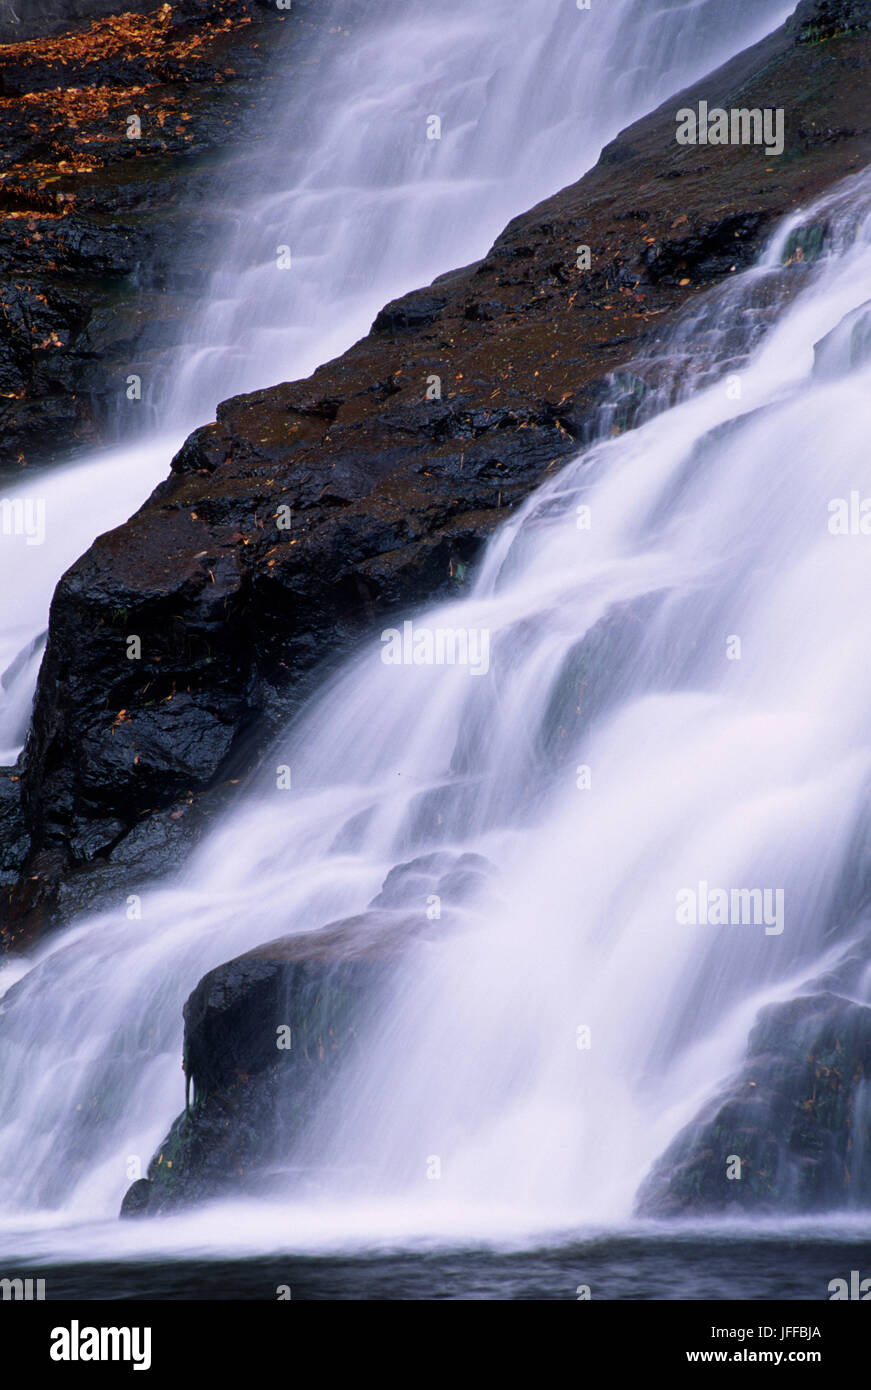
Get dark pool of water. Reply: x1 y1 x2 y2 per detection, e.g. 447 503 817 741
11 1232 871 1299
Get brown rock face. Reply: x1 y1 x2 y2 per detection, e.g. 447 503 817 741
4 1 871 944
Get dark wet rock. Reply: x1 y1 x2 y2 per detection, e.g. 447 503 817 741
366 849 496 911
0 768 29 880
372 291 448 334
787 0 871 44
36 779 244 938
121 935 359 1214
638 213 767 287
119 848 496 1212
6 3 871 945
119 852 481 1213
636 992 871 1216
119 1177 153 1218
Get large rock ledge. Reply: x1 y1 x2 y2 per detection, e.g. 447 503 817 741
4 0 871 945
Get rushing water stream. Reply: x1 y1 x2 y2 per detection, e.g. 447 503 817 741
4 1 870 1297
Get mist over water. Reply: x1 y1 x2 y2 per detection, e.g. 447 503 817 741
4 0 869 1283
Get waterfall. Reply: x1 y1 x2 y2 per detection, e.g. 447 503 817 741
0 0 790 765
162 0 795 413
3 159 871 1259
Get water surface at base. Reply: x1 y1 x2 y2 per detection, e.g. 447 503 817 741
4 1231 868 1300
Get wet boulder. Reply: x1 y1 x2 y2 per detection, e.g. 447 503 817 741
120 849 495 1213
636 991 871 1216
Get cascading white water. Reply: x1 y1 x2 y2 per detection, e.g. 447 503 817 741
0 438 177 763
3 166 871 1263
164 0 794 411
0 0 790 763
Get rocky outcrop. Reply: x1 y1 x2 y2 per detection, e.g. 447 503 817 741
0 0 319 475
0 767 27 882
4 0 871 947
637 991 871 1216
121 850 493 1213
121 930 395 1216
